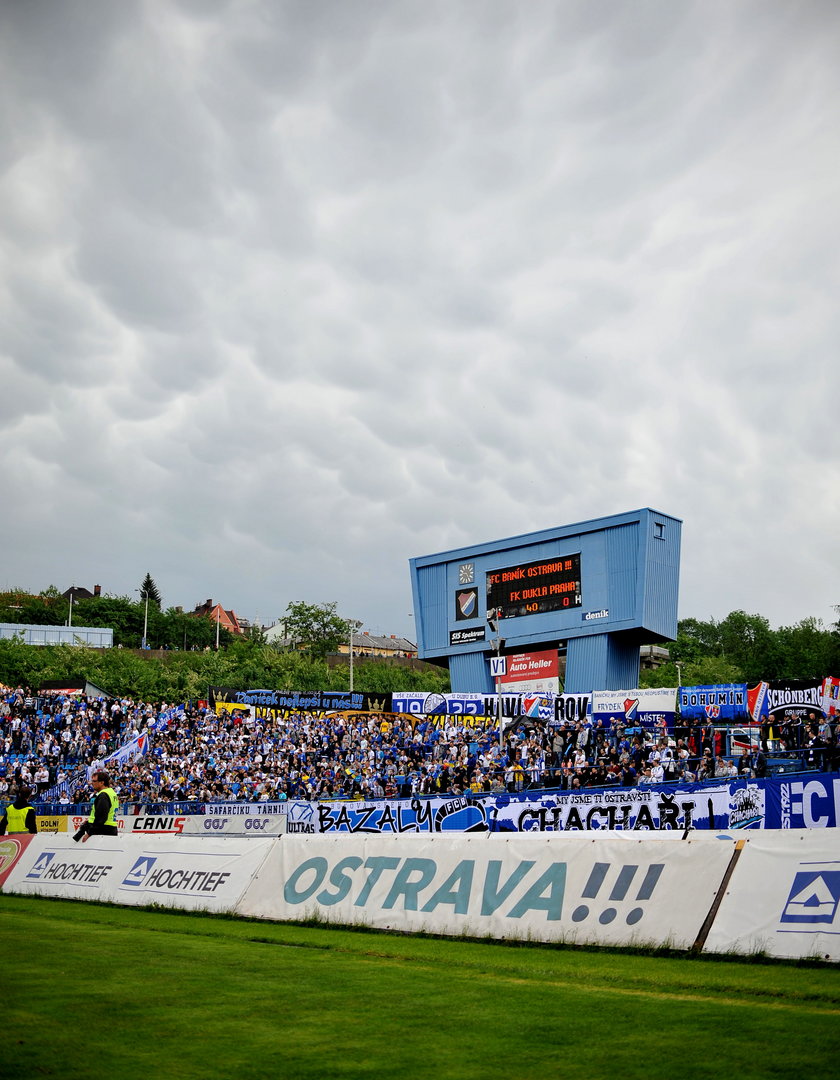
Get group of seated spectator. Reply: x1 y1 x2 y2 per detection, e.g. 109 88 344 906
0 684 837 808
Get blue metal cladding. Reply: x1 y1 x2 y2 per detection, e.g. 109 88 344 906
450 651 494 694
411 563 449 652
565 634 609 693
640 510 681 640
604 521 639 624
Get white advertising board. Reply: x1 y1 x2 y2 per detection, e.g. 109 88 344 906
126 814 286 837
704 832 840 962
3 835 274 912
60 814 286 838
235 833 734 948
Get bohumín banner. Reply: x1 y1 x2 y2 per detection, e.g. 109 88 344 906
235 833 735 948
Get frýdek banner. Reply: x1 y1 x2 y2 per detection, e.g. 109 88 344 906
590 688 677 729
1 834 274 911
234 832 734 949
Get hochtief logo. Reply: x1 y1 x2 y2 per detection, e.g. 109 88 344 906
121 856 232 894
25 851 112 885
781 869 840 925
123 856 157 887
27 852 56 879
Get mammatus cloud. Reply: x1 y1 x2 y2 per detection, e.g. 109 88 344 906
1 0 838 639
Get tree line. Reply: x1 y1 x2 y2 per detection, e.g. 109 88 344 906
640 609 840 689
0 581 235 651
0 634 450 701
2 582 837 699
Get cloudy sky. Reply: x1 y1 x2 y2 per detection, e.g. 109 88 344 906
1 0 837 642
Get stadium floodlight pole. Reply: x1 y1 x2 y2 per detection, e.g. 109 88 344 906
215 606 220 650
68 588 74 628
134 588 149 649
348 618 362 692
487 608 505 755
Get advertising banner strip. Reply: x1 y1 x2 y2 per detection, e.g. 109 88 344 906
704 832 840 962
234 833 734 950
1 835 275 911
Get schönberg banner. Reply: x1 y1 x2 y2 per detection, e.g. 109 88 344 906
235 833 734 948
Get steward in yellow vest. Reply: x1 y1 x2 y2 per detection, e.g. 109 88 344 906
0 786 37 835
73 771 120 842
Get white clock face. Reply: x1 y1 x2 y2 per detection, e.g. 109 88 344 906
459 563 474 585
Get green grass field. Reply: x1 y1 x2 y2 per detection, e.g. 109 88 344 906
2 894 838 1080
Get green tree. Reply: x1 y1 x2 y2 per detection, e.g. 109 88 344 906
774 617 838 680
279 601 350 661
139 573 162 607
640 656 744 689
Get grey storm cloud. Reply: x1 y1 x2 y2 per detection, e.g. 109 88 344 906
0 0 838 638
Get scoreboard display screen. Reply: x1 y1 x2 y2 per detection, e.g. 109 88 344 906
486 554 582 619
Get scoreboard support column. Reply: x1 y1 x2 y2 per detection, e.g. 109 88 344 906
565 634 642 694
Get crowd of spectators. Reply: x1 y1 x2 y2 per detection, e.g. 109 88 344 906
0 685 837 808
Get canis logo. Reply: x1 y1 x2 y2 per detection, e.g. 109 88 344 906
781 868 840 926
26 852 56 880
123 856 157 887
571 862 664 927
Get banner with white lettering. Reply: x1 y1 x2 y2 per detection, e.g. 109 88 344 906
235 833 734 948
678 684 749 722
769 776 840 830
764 680 824 723
499 650 560 695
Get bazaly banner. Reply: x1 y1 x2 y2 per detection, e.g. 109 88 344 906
678 684 749 722
298 778 798 834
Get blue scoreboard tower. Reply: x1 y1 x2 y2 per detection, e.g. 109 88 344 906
409 508 681 693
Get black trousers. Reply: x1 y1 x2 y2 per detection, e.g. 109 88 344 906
73 822 119 842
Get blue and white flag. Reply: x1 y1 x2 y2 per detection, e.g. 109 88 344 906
87 731 149 779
